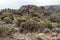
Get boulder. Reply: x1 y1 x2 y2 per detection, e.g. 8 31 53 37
52 28 60 33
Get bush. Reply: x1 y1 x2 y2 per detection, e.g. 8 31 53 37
39 20 53 29
32 17 40 22
20 18 40 32
49 14 60 23
3 17 12 24
52 23 58 28
32 12 40 17
0 12 14 20
15 15 30 26
0 24 16 37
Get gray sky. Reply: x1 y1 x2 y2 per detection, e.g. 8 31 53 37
0 0 60 9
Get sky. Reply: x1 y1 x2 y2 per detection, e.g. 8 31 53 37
0 0 60 9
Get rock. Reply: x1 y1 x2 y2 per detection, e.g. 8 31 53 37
43 28 51 33
13 34 28 40
52 28 60 33
51 33 58 37
38 33 51 40
0 21 5 24
15 28 19 31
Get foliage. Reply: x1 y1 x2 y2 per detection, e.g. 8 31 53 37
48 14 60 23
20 18 40 32
0 12 14 20
3 17 12 24
39 20 53 29
0 24 16 37
0 5 60 33
15 15 30 26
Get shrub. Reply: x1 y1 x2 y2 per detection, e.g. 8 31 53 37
32 12 40 18
32 17 40 22
39 20 53 29
49 14 60 23
52 23 58 28
0 24 16 37
0 12 14 20
3 17 12 24
20 18 40 32
15 15 30 26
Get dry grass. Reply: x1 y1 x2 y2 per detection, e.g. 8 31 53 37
12 32 60 40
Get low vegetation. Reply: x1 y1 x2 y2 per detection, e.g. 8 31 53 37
0 5 60 40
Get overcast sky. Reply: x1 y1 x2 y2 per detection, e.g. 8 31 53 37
0 0 60 9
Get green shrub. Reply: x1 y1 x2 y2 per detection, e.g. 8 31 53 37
32 12 40 18
20 18 40 32
39 20 53 29
15 15 30 26
49 14 60 23
3 17 12 24
0 12 14 20
32 17 40 22
52 23 58 28
0 24 16 37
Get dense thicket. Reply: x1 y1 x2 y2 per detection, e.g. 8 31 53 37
0 5 60 34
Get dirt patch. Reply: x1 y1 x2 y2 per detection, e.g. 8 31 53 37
0 37 13 40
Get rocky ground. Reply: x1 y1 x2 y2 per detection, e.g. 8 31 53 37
11 32 60 40
0 32 60 40
0 37 13 40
